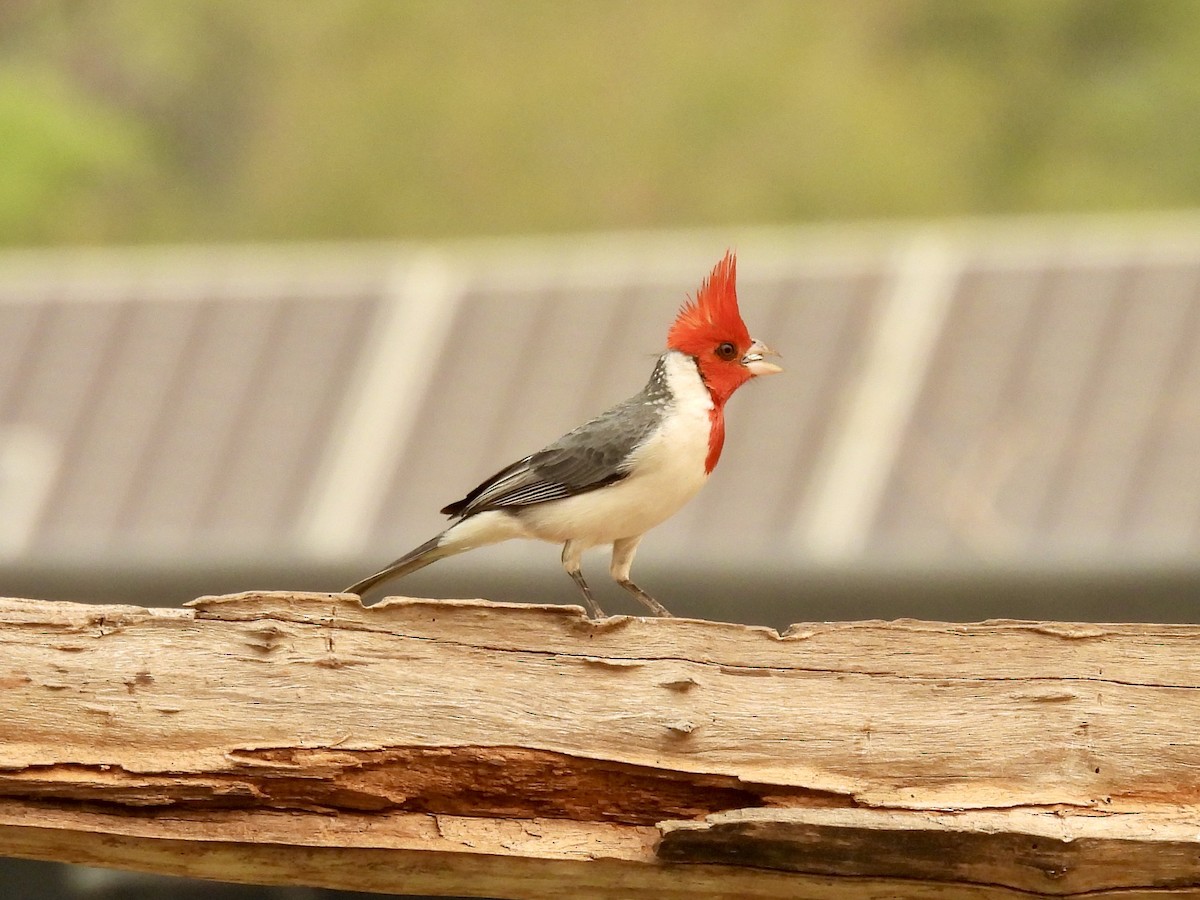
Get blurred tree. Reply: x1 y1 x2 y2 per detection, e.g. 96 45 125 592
0 0 1198 246
0 69 154 242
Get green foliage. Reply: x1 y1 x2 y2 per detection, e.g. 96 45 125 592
0 70 155 242
1 0 1199 246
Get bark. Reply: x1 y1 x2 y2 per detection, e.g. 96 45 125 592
1 591 1198 898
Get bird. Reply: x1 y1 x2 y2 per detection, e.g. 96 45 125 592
344 252 781 617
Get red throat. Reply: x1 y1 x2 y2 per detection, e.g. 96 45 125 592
705 409 725 474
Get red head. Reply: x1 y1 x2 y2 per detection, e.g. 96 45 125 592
667 252 781 473
667 252 781 408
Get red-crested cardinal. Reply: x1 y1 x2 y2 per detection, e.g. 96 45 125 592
344 252 781 616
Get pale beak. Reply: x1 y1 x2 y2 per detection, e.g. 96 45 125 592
742 339 783 376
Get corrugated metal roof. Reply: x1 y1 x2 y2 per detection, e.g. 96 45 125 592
875 257 1200 563
1 219 1198 574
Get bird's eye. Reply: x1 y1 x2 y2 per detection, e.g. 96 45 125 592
715 341 738 361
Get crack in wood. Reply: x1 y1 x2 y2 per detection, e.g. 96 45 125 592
0 747 849 826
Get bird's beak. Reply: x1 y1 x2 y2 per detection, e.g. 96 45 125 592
742 340 783 376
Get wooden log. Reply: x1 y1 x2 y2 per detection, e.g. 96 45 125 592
1 591 1198 898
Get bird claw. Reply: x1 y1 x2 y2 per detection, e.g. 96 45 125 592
617 579 674 617
568 569 607 619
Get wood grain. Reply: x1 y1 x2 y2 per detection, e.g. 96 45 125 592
1 591 1198 898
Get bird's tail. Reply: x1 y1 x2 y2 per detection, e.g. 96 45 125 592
345 511 525 598
343 534 460 597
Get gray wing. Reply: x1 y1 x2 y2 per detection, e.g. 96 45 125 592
440 364 671 519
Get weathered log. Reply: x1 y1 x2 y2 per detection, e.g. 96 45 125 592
1 591 1198 898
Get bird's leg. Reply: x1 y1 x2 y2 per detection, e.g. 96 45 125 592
618 578 673 617
610 536 673 617
569 569 607 619
562 541 606 619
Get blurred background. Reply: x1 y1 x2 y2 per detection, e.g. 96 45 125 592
2 1 1199 898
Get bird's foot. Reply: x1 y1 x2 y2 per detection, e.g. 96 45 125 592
568 569 608 619
617 579 674 617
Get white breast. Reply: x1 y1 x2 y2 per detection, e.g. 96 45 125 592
519 351 713 548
